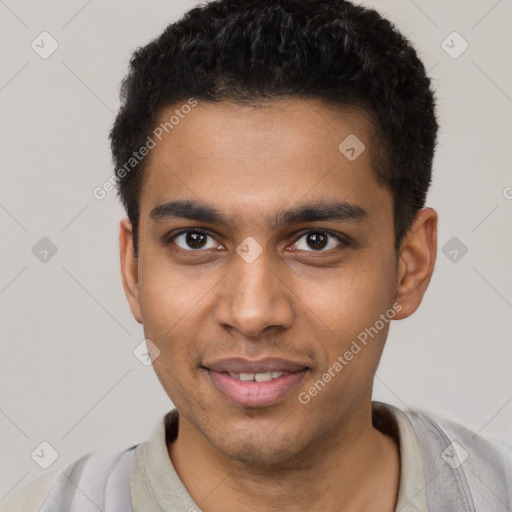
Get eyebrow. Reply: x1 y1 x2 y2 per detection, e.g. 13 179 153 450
149 198 367 229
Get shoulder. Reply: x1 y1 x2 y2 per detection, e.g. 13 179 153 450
0 444 138 512
403 406 512 466
395 404 512 509
0 470 61 512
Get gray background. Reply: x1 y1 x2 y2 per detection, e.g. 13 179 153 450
1 0 511 498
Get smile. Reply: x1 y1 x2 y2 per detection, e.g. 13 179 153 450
205 367 308 408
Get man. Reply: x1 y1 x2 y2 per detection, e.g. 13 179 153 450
2 0 510 511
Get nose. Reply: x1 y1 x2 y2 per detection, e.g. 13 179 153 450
214 246 295 338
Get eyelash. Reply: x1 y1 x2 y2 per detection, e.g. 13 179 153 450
165 228 350 253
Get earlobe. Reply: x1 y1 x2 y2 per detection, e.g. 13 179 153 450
394 208 438 320
119 217 143 324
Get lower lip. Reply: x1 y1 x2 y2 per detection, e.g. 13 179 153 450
206 369 308 408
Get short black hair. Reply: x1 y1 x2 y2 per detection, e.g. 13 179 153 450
110 0 438 255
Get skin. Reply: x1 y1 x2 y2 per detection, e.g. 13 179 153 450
119 99 437 512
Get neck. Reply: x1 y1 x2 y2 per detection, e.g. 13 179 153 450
168 401 400 512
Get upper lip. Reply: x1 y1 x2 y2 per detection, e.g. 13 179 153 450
203 357 309 374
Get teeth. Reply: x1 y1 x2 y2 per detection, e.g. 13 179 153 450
228 371 286 381
255 371 272 382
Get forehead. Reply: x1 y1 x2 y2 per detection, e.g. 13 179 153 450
150 98 374 161
139 99 391 227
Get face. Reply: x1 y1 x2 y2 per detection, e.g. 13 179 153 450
120 99 436 465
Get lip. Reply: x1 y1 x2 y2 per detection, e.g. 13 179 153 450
205 369 308 408
202 357 309 408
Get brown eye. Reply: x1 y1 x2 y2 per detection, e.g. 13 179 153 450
293 230 346 252
170 230 219 251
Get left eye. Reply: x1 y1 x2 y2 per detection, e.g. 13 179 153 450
293 230 345 252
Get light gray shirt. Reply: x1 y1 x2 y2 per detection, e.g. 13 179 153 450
1 402 428 511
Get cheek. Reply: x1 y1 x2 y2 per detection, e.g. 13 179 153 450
137 260 196 362
297 257 395 344
298 267 395 411
139 269 202 405
138 249 204 328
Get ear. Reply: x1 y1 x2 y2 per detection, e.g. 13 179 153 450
394 207 437 320
119 217 142 324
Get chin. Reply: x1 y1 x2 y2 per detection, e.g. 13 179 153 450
216 438 296 465
205 422 309 466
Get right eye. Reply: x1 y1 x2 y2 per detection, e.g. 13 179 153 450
168 229 223 252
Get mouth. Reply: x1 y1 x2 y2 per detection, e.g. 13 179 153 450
201 357 310 408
